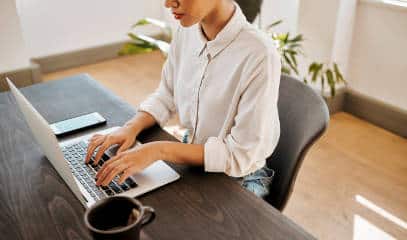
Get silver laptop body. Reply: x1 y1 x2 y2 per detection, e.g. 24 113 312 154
6 78 180 208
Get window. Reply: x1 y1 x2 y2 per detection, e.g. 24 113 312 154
382 0 407 7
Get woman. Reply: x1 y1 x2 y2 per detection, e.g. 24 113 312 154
85 0 281 197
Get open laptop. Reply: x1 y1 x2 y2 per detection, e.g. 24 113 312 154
6 78 180 208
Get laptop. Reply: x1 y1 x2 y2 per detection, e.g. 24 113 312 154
6 78 180 208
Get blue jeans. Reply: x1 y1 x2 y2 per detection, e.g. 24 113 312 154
240 166 275 198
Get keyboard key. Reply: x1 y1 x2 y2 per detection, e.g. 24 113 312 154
105 189 114 196
97 192 106 199
109 183 122 193
120 183 129 191
102 154 110 161
125 178 138 188
79 141 88 148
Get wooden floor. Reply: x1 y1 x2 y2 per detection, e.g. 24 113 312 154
44 52 407 240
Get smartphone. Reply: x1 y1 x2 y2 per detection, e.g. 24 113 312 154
50 112 106 137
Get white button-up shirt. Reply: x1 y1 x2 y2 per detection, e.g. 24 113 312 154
139 3 281 177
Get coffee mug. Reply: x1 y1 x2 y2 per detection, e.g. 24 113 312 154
84 196 155 240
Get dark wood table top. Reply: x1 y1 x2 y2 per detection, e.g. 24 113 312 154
0 74 315 240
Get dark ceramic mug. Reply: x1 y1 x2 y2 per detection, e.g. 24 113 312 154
84 196 155 240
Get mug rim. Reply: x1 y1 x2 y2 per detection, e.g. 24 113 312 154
84 196 145 235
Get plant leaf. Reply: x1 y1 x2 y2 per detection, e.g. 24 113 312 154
326 69 336 97
290 34 304 43
267 19 283 30
289 52 298 67
282 66 291 75
283 54 299 75
127 33 157 48
131 18 172 42
311 63 323 82
333 63 345 83
132 19 150 27
275 33 289 42
118 43 154 56
308 62 318 74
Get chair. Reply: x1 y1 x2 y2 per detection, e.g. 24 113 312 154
265 74 330 211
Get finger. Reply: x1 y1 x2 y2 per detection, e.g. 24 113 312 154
96 153 123 179
117 140 133 154
90 134 103 141
93 140 114 165
100 163 131 187
85 137 105 163
118 166 140 184
97 160 130 186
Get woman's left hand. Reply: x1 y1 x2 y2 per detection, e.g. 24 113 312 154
95 142 160 186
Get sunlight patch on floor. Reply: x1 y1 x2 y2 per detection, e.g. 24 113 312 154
353 215 396 240
355 195 407 230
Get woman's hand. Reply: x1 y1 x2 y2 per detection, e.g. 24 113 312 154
95 142 161 186
94 141 205 187
84 125 139 165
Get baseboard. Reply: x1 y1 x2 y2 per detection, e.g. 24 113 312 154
0 62 41 92
323 87 347 114
344 89 407 138
32 33 167 74
32 40 128 74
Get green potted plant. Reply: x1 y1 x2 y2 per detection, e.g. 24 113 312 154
119 18 171 57
265 21 346 97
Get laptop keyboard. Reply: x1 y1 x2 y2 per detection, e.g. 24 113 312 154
61 141 138 200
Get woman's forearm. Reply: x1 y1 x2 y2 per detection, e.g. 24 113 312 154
125 112 205 166
124 111 157 135
152 141 205 166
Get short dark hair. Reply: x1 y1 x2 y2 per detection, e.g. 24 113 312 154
234 0 263 23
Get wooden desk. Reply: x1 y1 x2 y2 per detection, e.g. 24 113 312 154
0 74 315 240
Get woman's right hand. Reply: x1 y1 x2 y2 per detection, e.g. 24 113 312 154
84 125 139 165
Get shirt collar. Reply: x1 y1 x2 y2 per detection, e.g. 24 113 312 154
195 2 247 58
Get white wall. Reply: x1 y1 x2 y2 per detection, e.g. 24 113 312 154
297 0 341 64
13 0 300 59
331 0 358 76
347 1 407 111
260 0 300 33
15 0 163 58
295 0 344 94
0 0 30 73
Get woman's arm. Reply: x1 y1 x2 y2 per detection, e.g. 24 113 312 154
157 141 204 166
124 111 158 136
95 141 204 186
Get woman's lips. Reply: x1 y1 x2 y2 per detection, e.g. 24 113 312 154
173 13 184 20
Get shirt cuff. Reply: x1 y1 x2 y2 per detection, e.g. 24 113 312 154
138 97 171 127
204 137 228 173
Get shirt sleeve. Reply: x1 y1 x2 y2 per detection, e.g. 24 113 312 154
204 51 281 177
138 29 179 127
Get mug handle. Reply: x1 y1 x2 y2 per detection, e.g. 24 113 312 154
141 206 156 226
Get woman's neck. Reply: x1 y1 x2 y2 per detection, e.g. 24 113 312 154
200 0 235 41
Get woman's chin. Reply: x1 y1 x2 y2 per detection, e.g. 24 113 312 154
179 19 196 28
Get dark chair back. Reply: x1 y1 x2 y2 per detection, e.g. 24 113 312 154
265 74 329 211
